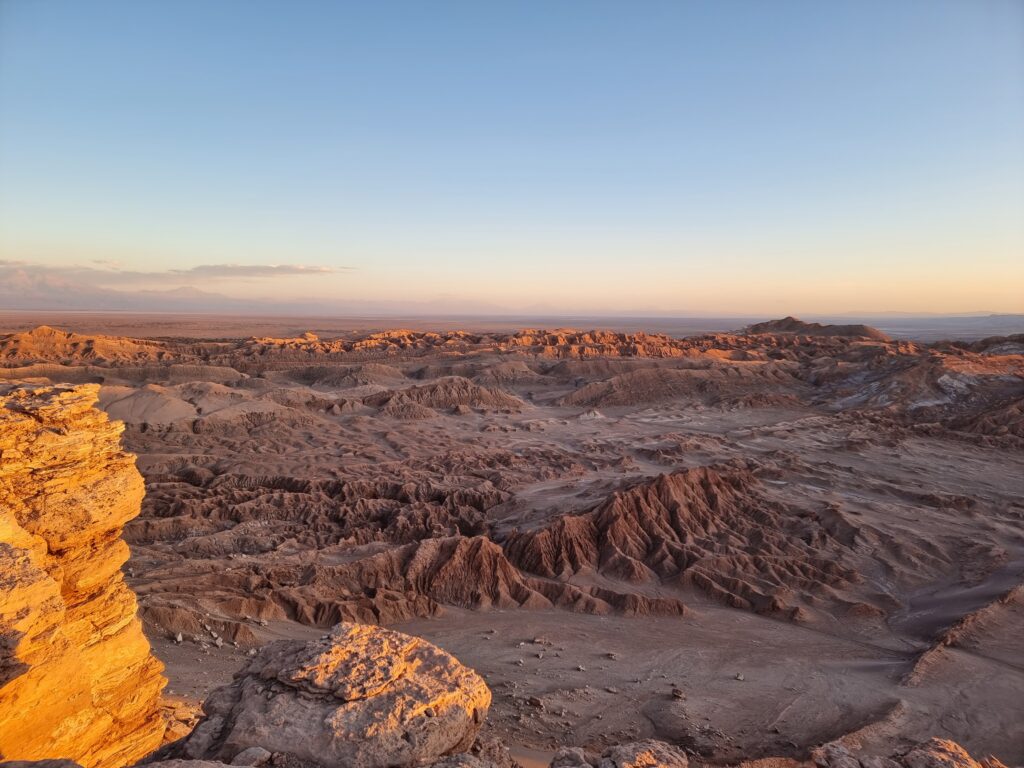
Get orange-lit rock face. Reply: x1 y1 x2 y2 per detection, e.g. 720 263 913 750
0 385 166 768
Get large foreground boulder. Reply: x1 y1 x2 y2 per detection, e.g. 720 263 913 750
175 622 491 768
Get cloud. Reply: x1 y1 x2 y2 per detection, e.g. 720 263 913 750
0 259 352 311
0 260 348 285
90 262 351 286
166 263 347 278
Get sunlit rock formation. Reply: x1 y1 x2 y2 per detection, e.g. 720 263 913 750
551 740 690 768
812 738 1009 768
169 622 491 768
0 385 166 767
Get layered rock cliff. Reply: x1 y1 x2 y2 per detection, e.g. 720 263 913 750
0 385 166 767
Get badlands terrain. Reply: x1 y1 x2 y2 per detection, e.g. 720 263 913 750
1 315 1022 766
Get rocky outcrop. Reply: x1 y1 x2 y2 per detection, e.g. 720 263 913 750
813 738 1009 768
0 385 166 767
551 740 689 768
0 326 170 365
390 535 687 616
172 622 491 768
502 330 695 359
364 377 523 412
555 365 803 408
130 464 869 640
235 329 700 363
506 466 858 617
902 740 1009 768
743 317 891 342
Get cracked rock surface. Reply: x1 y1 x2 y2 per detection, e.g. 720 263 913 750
175 622 491 768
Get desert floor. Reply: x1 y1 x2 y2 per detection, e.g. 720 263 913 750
2 315 1021 764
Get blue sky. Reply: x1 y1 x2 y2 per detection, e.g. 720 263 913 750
1 0 1022 314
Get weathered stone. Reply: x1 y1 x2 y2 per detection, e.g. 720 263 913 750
813 739 1009 768
903 740 1008 768
427 757 504 768
0 385 166 768
229 748 272 767
550 747 595 768
598 741 689 768
814 744 862 768
550 741 688 768
178 622 491 768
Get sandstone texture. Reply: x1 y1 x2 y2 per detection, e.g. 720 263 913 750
551 740 690 768
813 739 1009 768
174 622 491 768
0 326 167 365
0 385 166 767
505 465 858 617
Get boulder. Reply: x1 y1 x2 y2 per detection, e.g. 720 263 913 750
550 741 688 768
903 740 1008 768
177 622 491 768
813 739 1009 768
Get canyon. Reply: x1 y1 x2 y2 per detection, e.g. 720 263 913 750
0 317 1021 768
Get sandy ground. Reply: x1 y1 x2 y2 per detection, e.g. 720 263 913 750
154 598 1024 765
138 395 1024 764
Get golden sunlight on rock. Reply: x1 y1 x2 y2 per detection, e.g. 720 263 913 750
0 385 166 768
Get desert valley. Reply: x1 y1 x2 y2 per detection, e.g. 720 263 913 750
4 1 1022 765
1 315 1021 768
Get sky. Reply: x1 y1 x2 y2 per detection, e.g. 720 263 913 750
1 0 1022 316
